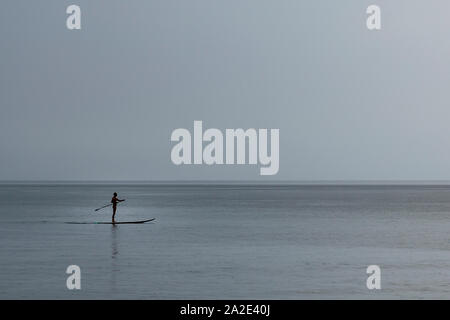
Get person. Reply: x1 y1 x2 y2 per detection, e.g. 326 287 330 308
111 192 125 224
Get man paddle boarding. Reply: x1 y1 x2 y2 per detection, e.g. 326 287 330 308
111 192 125 224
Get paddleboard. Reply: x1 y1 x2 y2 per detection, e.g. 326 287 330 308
66 218 155 225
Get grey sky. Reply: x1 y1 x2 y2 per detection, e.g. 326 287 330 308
1 0 450 181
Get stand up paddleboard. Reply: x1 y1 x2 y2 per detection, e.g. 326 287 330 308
66 218 155 225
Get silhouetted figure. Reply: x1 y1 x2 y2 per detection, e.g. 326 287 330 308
111 192 125 224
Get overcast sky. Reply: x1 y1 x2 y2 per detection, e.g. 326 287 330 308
1 1 450 181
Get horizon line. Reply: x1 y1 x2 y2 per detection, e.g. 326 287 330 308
3 179 450 186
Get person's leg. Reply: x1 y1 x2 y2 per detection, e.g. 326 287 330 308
112 206 116 223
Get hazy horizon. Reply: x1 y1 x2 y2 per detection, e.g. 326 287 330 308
4 179 450 186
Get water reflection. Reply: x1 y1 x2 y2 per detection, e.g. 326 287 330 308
111 225 118 259
110 225 119 292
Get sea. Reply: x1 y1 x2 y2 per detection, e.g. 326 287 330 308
1 183 450 299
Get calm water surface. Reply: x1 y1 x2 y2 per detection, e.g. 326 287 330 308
1 184 450 299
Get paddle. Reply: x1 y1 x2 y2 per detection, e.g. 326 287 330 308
94 203 112 212
94 199 125 212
